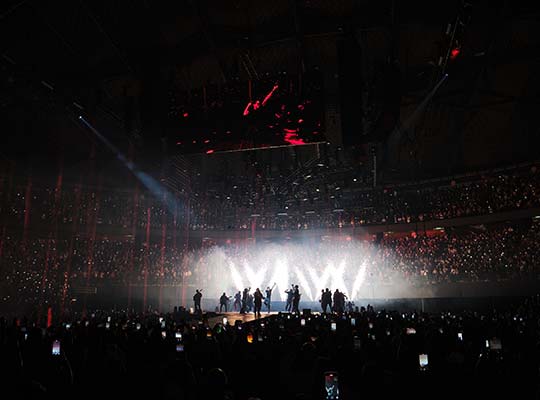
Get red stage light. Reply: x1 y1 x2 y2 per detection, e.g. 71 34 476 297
284 129 306 145
450 47 460 60
206 149 214 154
183 112 189 118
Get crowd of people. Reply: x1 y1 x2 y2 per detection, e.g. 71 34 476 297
1 296 540 399
1 219 539 312
189 163 540 230
1 162 538 233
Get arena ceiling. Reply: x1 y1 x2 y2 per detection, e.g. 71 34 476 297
1 0 539 175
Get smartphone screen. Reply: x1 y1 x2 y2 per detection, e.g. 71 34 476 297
330 322 337 332
175 332 182 340
105 322 110 330
161 331 167 339
222 317 228 325
419 354 428 370
457 332 463 341
301 318 306 327
324 371 339 400
52 340 61 356
247 333 254 344
175 344 184 352
489 338 502 350
406 327 416 335
350 318 356 327
353 336 361 350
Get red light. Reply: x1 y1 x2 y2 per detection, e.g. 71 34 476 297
204 139 210 144
206 149 214 154
450 47 460 60
183 112 189 118
298 119 304 123
284 130 306 146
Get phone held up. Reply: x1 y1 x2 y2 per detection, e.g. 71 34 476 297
324 371 339 400
52 340 61 356
419 354 429 371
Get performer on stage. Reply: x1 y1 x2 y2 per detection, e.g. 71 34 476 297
285 285 294 312
233 291 242 311
264 283 276 313
193 289 203 313
319 289 326 313
219 292 230 312
241 287 250 314
253 288 264 318
322 288 332 313
292 285 301 313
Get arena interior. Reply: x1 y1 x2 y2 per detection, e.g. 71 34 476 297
1 1 540 399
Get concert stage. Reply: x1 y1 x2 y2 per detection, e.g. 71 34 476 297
207 311 278 327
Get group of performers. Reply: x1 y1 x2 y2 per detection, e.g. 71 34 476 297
194 285 353 316
221 283 280 318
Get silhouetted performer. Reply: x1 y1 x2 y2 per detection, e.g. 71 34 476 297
324 288 332 313
264 283 276 313
292 285 301 313
219 292 230 312
253 288 264 318
247 293 254 312
193 289 203 313
233 291 242 311
241 288 250 314
285 285 294 311
320 289 327 313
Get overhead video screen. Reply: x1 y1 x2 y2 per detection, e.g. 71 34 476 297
168 70 326 154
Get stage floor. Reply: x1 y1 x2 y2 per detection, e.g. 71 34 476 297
207 311 278 327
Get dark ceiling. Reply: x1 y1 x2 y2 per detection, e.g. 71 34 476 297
1 0 539 176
